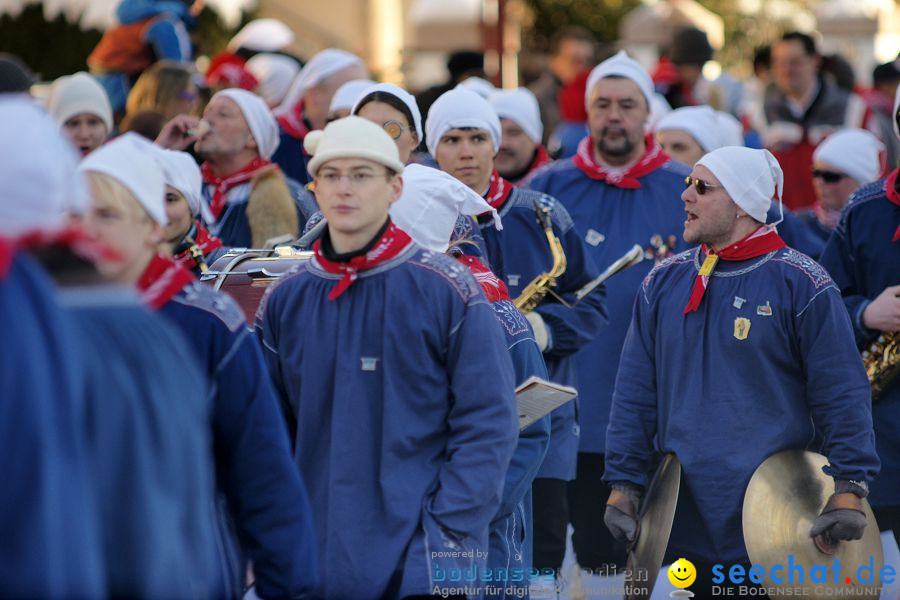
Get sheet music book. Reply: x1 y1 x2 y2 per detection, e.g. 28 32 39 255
516 376 577 430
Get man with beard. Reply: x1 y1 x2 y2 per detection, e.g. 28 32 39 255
489 88 551 186
527 50 689 592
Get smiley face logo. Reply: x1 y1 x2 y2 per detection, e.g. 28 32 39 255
668 558 696 588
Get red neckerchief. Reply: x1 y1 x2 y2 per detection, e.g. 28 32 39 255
529 144 551 173
456 254 510 302
16 226 122 265
174 221 224 270
313 222 413 300
484 169 514 210
885 169 900 242
137 253 196 310
683 226 787 315
276 99 311 141
0 237 13 279
201 157 275 220
572 134 670 189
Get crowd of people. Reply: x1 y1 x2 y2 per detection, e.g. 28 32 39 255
1 4 899 599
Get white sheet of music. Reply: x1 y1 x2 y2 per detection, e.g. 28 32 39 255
516 376 577 430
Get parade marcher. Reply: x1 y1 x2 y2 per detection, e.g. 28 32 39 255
743 31 866 210
526 50 689 586
604 146 880 598
392 163 552 596
256 116 519 599
819 90 900 538
46 71 114 157
0 96 105 600
272 48 368 184
863 60 900 168
326 78 376 121
798 128 885 243
79 132 320 600
155 147 226 273
490 87 551 186
427 87 609 592
245 53 302 109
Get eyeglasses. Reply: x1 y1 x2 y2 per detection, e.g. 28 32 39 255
811 169 847 184
684 176 723 195
382 120 411 140
316 171 392 187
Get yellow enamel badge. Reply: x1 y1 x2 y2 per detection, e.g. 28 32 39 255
734 317 751 340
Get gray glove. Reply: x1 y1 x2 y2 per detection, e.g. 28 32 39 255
810 481 868 542
604 483 641 544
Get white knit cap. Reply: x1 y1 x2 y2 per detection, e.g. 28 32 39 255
696 146 783 224
456 76 496 99
245 53 301 107
425 88 501 158
390 164 500 252
352 82 423 141
155 149 202 216
490 88 543 144
656 106 722 152
79 132 167 225
227 19 295 52
330 79 376 114
585 50 654 110
0 96 85 235
305 116 405 176
213 88 280 159
275 48 365 118
46 72 113 134
813 129 884 185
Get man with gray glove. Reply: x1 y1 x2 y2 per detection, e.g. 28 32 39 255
603 146 880 596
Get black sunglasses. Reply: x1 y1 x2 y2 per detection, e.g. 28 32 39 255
684 176 723 195
811 169 846 184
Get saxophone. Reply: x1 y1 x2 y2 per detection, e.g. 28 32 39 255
863 331 900 402
514 199 567 314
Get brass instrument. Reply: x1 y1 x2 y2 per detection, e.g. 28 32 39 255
862 331 900 401
514 200 567 314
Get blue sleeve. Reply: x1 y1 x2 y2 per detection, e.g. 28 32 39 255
602 288 659 490
796 287 880 483
819 211 876 346
144 15 191 61
428 297 519 535
212 328 319 598
497 336 551 518
536 216 608 360
116 0 188 23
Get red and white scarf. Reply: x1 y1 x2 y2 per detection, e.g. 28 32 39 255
456 254 510 302
483 169 514 210
174 221 224 271
683 226 787 315
313 222 413 300
137 253 196 310
572 134 670 189
514 145 552 188
885 168 900 242
201 157 276 220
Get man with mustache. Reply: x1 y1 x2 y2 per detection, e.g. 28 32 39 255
527 51 689 592
490 88 552 186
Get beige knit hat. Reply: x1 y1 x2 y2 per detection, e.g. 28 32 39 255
305 116 405 176
47 72 113 133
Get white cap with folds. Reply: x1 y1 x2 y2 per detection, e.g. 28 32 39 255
585 50 654 110
456 76 496 99
352 82 423 141
305 116 405 176
425 88 501 157
330 79 376 114
696 146 783 225
79 132 167 225
275 48 365 117
813 128 885 185
155 149 202 215
489 88 543 145
245 53 301 107
212 88 280 159
391 164 500 252
0 96 86 235
46 71 113 134
656 106 723 153
227 19 295 52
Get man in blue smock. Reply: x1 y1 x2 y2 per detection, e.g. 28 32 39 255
256 116 519 599
819 89 900 540
604 146 880 596
527 50 690 580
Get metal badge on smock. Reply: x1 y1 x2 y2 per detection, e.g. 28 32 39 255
757 301 772 316
585 229 605 246
699 254 718 277
733 296 746 309
734 317 751 340
360 357 379 371
507 274 520 287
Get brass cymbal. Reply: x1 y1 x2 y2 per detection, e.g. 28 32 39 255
743 450 883 599
626 453 681 600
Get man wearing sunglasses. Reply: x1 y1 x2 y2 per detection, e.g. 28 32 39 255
526 50 689 590
604 146 879 598
819 88 900 544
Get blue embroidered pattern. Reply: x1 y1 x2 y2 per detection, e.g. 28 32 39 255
491 300 530 337
773 249 833 289
414 250 482 302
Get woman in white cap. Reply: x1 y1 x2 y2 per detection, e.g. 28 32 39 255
352 82 423 165
80 132 320 600
605 145 879 599
47 71 114 157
